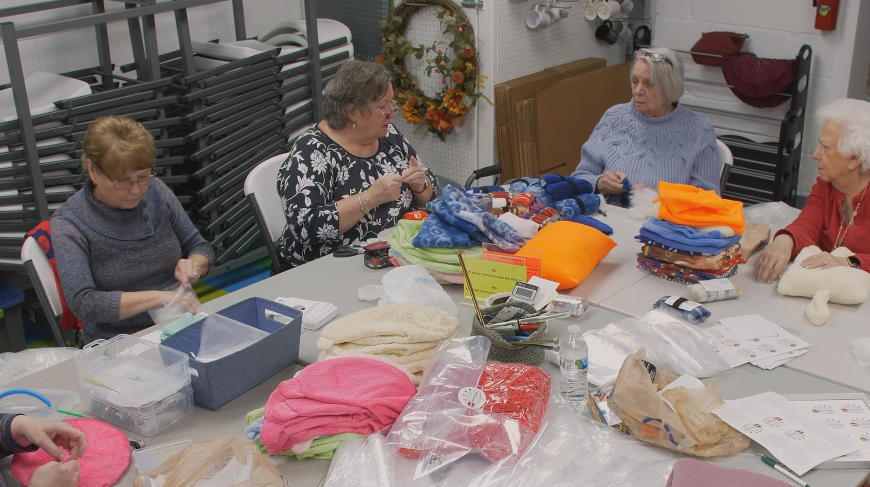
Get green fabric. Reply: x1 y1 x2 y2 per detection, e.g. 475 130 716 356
244 408 361 460
389 220 482 273
159 312 205 341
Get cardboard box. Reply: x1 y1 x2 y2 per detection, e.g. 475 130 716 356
535 62 632 176
494 58 606 180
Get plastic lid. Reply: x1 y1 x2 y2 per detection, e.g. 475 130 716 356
568 324 582 335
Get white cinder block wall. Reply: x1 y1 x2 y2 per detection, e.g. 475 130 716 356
0 0 303 86
653 0 869 198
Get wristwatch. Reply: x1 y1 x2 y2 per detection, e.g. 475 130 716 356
848 256 861 269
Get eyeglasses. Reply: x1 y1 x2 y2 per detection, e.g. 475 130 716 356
634 50 674 67
370 100 399 118
92 160 155 190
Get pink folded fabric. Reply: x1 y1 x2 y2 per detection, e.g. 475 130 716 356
261 356 417 454
667 458 792 487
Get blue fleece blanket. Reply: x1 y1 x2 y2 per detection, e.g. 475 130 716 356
508 178 556 208
539 175 594 201
417 186 526 251
556 195 601 218
642 218 742 248
566 214 613 235
413 213 483 248
636 229 734 255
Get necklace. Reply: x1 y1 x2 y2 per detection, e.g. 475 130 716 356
834 183 869 250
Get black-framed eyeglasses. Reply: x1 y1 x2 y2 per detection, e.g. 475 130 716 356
91 160 155 190
634 50 674 67
370 100 399 118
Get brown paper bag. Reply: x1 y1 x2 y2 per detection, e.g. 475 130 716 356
133 435 287 487
608 349 750 457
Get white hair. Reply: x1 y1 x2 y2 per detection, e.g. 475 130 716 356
630 47 685 106
817 98 870 171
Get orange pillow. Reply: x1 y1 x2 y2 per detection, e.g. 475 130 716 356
516 221 616 290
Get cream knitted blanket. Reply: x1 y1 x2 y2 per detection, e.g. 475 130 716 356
317 304 460 384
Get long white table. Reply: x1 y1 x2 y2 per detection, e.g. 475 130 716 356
4 205 869 486
599 244 870 394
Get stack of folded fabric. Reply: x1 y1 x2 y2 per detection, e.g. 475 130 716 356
244 408 361 460
389 219 481 284
316 304 460 384
256 356 417 456
636 182 746 284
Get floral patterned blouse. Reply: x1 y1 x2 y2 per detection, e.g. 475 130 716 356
277 123 438 267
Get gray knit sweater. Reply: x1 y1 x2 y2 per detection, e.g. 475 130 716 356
51 178 214 343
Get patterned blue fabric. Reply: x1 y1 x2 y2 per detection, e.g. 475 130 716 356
572 102 720 206
653 296 711 324
555 195 601 218
507 178 555 208
642 218 741 248
413 213 482 248
539 175 594 200
422 186 526 251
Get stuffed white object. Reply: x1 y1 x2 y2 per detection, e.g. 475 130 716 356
777 246 870 326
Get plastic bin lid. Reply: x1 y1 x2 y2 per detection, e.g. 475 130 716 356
0 388 80 421
131 438 192 474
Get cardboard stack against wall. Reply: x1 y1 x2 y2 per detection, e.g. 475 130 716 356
535 62 632 176
495 58 606 180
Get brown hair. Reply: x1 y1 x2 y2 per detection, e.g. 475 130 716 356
82 115 156 177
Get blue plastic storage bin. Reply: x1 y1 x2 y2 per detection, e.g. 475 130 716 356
161 297 302 411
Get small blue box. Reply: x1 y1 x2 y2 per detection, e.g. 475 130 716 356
161 297 301 411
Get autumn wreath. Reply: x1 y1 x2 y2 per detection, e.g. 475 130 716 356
377 0 491 141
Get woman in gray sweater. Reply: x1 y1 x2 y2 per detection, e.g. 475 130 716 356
52 116 214 345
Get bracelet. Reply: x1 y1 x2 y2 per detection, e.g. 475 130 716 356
357 192 366 215
411 177 430 195
363 190 370 213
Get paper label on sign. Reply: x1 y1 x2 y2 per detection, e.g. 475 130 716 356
482 247 541 280
462 258 527 299
459 387 486 409
699 278 734 293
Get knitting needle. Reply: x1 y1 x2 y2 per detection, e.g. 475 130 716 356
82 375 121 394
456 250 487 328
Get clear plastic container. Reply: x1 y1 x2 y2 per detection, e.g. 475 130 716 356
75 334 192 436
132 438 192 473
0 389 80 421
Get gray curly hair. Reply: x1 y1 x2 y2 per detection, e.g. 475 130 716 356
323 60 392 129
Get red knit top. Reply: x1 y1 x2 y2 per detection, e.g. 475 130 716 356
776 178 870 272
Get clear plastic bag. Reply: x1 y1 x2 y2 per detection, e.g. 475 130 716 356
370 265 458 317
148 284 201 327
0 348 81 386
388 337 550 478
743 201 801 236
584 310 731 386
196 314 270 363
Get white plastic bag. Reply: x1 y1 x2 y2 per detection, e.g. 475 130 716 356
196 314 270 363
584 310 731 386
148 284 201 326
743 201 801 236
371 265 458 317
0 348 81 386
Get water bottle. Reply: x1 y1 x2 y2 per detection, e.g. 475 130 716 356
559 324 589 412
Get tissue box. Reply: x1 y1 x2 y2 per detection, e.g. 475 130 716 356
161 298 302 411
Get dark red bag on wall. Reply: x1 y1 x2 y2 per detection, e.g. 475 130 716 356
690 32 748 67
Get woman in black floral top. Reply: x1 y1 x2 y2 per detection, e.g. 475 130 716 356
277 61 438 267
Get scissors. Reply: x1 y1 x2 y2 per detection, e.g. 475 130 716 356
333 245 363 258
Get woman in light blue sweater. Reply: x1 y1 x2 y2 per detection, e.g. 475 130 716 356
572 47 720 206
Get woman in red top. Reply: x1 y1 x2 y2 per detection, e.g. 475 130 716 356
755 98 870 283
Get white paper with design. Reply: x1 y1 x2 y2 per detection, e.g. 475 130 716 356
709 315 810 368
790 398 870 464
712 392 859 475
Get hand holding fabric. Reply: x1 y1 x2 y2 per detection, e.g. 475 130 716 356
369 174 404 206
10 416 87 461
174 258 201 288
29 460 80 487
596 171 627 194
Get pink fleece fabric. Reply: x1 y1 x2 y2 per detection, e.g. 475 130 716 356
666 459 792 487
261 356 417 454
